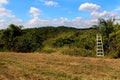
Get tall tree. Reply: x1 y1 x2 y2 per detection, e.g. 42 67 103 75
97 18 115 52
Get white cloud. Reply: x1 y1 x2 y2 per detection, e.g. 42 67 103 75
0 18 23 29
60 17 69 25
26 16 97 28
79 3 101 11
30 7 41 17
44 1 58 6
0 0 14 18
0 0 8 5
82 19 97 27
0 6 15 18
58 17 97 28
28 17 39 25
0 19 5 23
9 18 23 24
91 11 117 18
115 8 120 11
0 0 23 29
27 7 41 27
114 7 120 12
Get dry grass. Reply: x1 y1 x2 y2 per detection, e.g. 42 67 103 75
0 52 120 80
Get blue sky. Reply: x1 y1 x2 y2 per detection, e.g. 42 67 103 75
0 0 120 29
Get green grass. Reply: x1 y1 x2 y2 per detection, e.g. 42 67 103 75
0 52 120 80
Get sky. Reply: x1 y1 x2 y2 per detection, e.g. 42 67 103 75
0 0 120 29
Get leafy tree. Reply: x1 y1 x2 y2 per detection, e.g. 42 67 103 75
1 24 22 51
96 18 115 52
97 18 115 37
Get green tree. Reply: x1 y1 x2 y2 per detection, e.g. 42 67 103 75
14 30 44 52
1 24 22 51
98 18 115 37
97 18 115 52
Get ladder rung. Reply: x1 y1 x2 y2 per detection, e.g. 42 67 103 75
97 42 102 44
97 49 103 51
97 47 103 48
97 53 104 54
97 55 104 57
97 45 102 46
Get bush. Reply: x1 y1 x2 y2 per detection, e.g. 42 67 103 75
53 37 74 47
108 51 120 58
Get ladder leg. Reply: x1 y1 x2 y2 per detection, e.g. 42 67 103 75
96 34 104 57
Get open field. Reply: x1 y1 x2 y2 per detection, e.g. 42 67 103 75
0 52 120 80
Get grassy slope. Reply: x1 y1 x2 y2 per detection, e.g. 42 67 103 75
0 52 120 80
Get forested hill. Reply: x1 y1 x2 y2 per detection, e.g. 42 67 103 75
22 26 79 39
0 24 97 55
0 22 120 58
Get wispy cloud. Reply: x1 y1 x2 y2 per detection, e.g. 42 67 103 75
27 7 41 26
1 0 120 29
39 0 58 7
91 11 117 18
0 18 23 29
0 0 8 5
0 0 24 29
0 0 14 18
0 6 15 18
26 16 97 28
114 7 120 11
30 7 41 17
44 1 58 6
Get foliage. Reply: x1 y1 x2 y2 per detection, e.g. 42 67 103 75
0 21 120 58
95 18 120 58
95 18 115 53
1 24 22 51
97 18 115 37
53 36 75 47
0 24 43 52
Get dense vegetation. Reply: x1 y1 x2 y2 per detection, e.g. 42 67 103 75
0 18 120 58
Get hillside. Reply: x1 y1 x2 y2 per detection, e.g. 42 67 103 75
0 25 97 57
0 52 120 80
0 23 120 58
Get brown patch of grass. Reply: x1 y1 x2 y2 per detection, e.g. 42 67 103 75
0 52 120 80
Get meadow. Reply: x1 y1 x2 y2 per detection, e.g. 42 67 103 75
0 52 120 80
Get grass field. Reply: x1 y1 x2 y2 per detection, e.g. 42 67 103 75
0 52 120 80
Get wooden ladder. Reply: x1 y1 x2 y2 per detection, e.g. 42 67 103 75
96 34 104 57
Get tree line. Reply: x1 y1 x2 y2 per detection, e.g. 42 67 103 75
0 18 120 58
